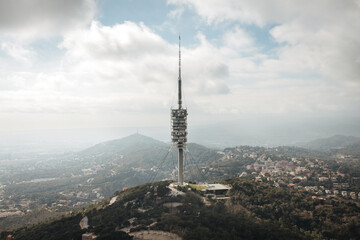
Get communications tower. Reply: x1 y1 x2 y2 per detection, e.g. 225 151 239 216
171 36 188 185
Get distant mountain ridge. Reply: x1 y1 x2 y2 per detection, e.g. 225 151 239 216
297 134 360 150
76 133 222 180
82 133 167 155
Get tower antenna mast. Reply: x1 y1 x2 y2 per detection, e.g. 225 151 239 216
178 35 182 109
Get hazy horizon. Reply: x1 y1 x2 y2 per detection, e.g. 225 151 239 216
1 114 360 154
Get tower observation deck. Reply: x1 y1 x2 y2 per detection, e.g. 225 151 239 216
171 36 187 185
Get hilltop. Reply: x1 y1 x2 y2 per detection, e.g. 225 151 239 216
82 133 167 156
2 178 359 240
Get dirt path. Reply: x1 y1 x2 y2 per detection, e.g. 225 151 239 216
130 230 182 240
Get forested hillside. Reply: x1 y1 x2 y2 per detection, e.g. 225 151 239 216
2 178 359 240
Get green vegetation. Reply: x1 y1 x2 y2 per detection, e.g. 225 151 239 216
3 213 85 240
154 194 304 240
227 178 360 239
3 178 359 239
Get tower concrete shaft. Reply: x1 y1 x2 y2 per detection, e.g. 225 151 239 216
178 149 184 184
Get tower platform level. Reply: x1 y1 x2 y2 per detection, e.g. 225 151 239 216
171 108 188 149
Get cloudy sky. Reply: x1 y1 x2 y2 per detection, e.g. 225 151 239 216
1 0 360 147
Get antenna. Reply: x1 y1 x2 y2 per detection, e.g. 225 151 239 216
178 35 182 109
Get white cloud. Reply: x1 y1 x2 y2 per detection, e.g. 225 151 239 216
168 0 264 25
1 42 35 64
222 26 254 51
168 6 184 19
59 21 231 97
2 19 358 126
0 21 232 125
169 0 360 85
269 20 360 82
169 0 360 27
59 21 174 82
0 0 96 40
1 1 360 133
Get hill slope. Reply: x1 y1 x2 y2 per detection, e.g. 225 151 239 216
0 134 223 231
298 135 360 150
3 178 359 240
331 140 360 157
